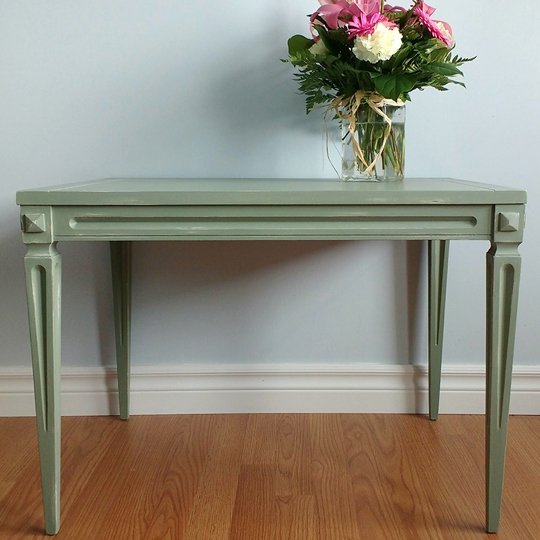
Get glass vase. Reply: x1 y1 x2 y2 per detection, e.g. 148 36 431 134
341 104 405 181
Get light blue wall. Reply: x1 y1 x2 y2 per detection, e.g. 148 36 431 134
0 0 538 368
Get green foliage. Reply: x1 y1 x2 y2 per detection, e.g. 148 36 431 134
372 74 416 101
287 35 313 57
284 7 474 113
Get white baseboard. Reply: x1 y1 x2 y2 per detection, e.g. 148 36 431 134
1 364 539 417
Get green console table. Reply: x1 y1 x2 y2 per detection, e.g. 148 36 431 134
17 177 526 535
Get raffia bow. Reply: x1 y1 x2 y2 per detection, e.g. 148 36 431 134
325 91 405 177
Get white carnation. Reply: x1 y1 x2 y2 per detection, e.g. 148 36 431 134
352 23 403 64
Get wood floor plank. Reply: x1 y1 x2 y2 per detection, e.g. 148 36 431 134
241 414 277 466
275 414 313 497
276 495 318 540
344 415 430 538
309 413 361 540
58 417 161 540
496 416 540 540
141 415 219 540
0 459 44 540
341 413 405 539
0 417 88 539
408 415 486 534
59 416 128 521
228 465 277 540
182 414 248 540
0 418 38 482
1 414 540 540
93 416 198 539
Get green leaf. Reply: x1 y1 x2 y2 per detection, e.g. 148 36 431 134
372 74 416 101
288 35 313 56
384 43 413 70
423 62 464 76
312 24 354 61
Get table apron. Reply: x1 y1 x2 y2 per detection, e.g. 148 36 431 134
23 204 494 242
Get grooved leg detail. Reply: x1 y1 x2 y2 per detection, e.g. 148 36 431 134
24 244 62 535
110 241 132 420
428 240 449 421
486 242 521 533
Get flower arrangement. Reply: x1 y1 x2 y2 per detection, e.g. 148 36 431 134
285 0 473 180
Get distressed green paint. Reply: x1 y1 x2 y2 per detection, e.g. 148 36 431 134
485 241 522 533
428 239 449 421
24 243 62 535
110 241 132 421
49 204 492 241
17 178 526 534
16 177 527 206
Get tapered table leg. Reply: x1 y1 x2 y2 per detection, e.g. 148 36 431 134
110 241 132 420
486 241 521 533
428 240 449 421
24 243 62 535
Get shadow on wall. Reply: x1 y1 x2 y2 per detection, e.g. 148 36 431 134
126 240 427 367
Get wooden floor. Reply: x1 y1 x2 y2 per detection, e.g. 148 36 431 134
1 414 539 539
